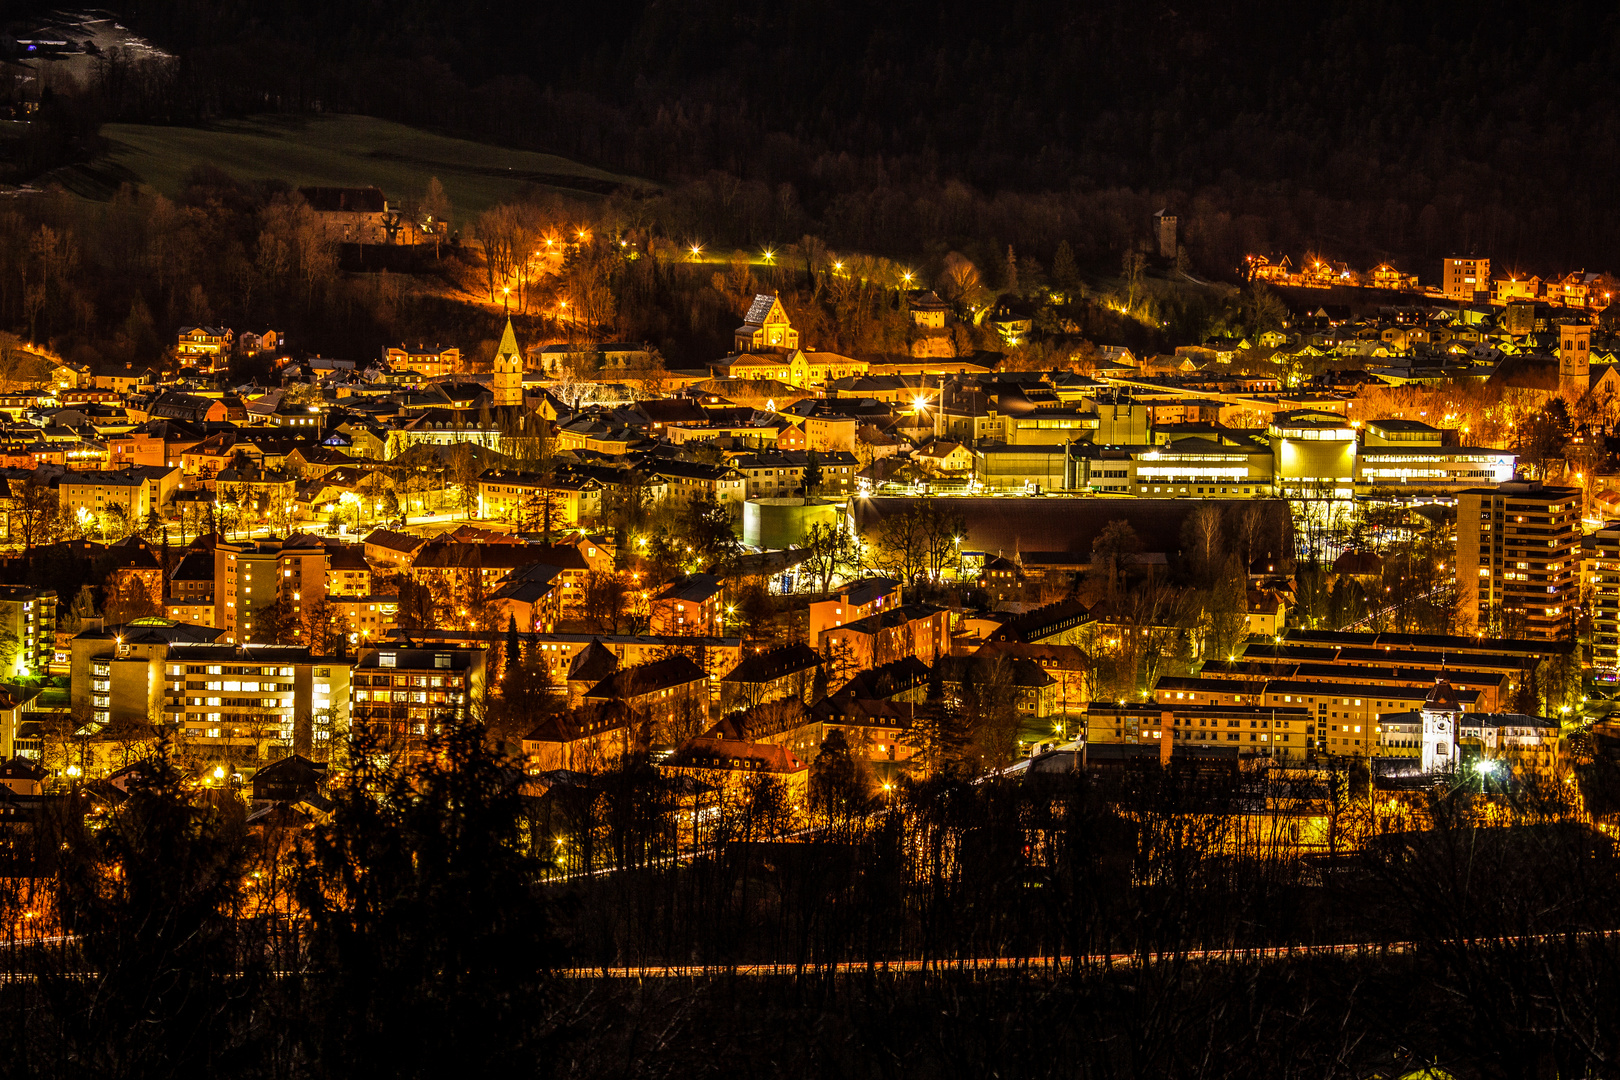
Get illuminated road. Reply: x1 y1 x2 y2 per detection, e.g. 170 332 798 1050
558 930 1620 979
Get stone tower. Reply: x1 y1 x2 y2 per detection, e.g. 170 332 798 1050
1153 208 1177 260
493 318 522 408
1559 319 1592 397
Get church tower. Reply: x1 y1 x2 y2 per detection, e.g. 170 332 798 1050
1420 676 1461 774
493 319 522 408
1559 319 1592 398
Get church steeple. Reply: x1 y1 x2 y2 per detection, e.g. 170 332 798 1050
493 319 522 408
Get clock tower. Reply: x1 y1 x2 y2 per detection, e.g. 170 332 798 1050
493 318 522 408
1420 676 1461 774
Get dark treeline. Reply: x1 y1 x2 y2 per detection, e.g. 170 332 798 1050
28 0 1620 277
0 719 1617 1075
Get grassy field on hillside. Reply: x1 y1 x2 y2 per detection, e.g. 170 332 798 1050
56 115 647 225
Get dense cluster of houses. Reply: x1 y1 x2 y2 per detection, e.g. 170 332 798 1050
0 274 1599 816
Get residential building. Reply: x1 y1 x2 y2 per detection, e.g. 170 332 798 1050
477 468 603 527
362 528 429 568
1442 256 1490 302
0 586 55 678
649 574 723 636
166 548 216 625
522 701 635 772
719 643 822 712
819 602 952 681
582 654 709 745
58 470 152 527
808 577 900 644
1153 675 1481 757
213 536 331 645
176 326 232 365
352 645 485 757
706 699 824 766
385 344 461 379
1455 483 1580 641
70 618 226 728
648 460 747 509
160 643 353 760
1594 521 1620 673
728 449 860 498
659 736 809 804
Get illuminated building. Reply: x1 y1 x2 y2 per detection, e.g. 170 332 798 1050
1442 255 1490 301
1455 482 1579 641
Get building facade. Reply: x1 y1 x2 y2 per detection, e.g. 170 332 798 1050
1455 483 1580 641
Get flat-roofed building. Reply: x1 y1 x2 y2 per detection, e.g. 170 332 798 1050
1269 411 1356 499
1593 521 1620 673
159 642 353 762
214 536 331 645
352 645 485 759
0 586 55 679
1455 482 1580 640
1443 255 1490 302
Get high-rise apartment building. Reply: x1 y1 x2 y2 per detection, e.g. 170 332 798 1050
1442 256 1490 302
1592 523 1620 673
0 586 56 678
1455 483 1579 641
214 536 330 644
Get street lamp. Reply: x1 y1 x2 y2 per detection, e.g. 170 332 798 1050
502 286 510 315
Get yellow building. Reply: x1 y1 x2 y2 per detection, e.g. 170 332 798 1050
734 294 800 352
59 471 152 528
477 469 602 527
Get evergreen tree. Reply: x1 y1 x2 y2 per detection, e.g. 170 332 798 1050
802 448 822 496
1052 240 1079 293
296 722 560 1076
504 612 520 684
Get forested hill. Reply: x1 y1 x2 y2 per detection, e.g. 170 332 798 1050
40 0 1620 271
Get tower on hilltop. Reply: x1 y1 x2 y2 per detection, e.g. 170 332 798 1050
493 318 522 408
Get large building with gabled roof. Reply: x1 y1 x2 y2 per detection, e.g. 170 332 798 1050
734 294 799 352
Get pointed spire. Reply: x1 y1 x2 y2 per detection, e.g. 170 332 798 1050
493 319 522 408
495 319 521 367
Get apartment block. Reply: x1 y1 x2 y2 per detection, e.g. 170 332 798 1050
1592 522 1620 673
1442 256 1490 301
58 470 152 526
1455 483 1580 641
0 586 56 678
159 643 353 759
351 645 486 757
214 536 330 644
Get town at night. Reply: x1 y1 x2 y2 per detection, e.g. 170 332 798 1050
0 3 1617 1076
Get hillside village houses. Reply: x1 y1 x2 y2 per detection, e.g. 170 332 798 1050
0 236 1607 804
